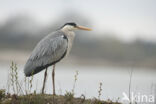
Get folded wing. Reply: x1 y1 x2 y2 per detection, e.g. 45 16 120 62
24 31 68 76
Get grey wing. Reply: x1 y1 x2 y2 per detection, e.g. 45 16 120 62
24 31 68 76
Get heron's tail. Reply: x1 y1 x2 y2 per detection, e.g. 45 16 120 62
24 60 49 77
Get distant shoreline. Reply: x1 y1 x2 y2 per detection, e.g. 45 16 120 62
0 49 156 69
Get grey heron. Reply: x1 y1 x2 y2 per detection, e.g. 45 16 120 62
24 22 91 95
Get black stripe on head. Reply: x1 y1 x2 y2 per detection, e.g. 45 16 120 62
62 22 77 27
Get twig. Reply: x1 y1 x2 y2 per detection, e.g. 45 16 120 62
128 68 133 104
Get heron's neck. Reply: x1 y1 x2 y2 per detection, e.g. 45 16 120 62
61 29 75 40
61 30 75 56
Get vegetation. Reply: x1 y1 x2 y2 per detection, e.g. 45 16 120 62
0 62 121 104
0 91 121 104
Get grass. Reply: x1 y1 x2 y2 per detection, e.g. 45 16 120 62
0 90 121 104
0 62 122 104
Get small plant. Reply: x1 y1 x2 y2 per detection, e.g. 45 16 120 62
23 76 34 95
0 89 5 101
65 91 74 103
98 82 102 100
24 76 28 95
29 75 34 93
7 61 34 95
72 70 79 94
9 61 23 95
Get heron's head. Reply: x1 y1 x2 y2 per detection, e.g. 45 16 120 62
61 22 92 32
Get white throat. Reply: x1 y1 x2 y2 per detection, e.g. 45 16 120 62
61 26 76 56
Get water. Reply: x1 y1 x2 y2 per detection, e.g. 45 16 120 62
0 63 156 103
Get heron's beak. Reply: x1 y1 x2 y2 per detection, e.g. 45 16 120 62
76 26 92 31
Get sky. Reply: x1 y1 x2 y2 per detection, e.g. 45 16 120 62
0 0 156 41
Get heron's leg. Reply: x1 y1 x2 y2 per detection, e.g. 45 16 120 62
52 64 56 95
42 68 48 94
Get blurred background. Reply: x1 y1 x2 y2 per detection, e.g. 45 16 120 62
0 0 156 102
